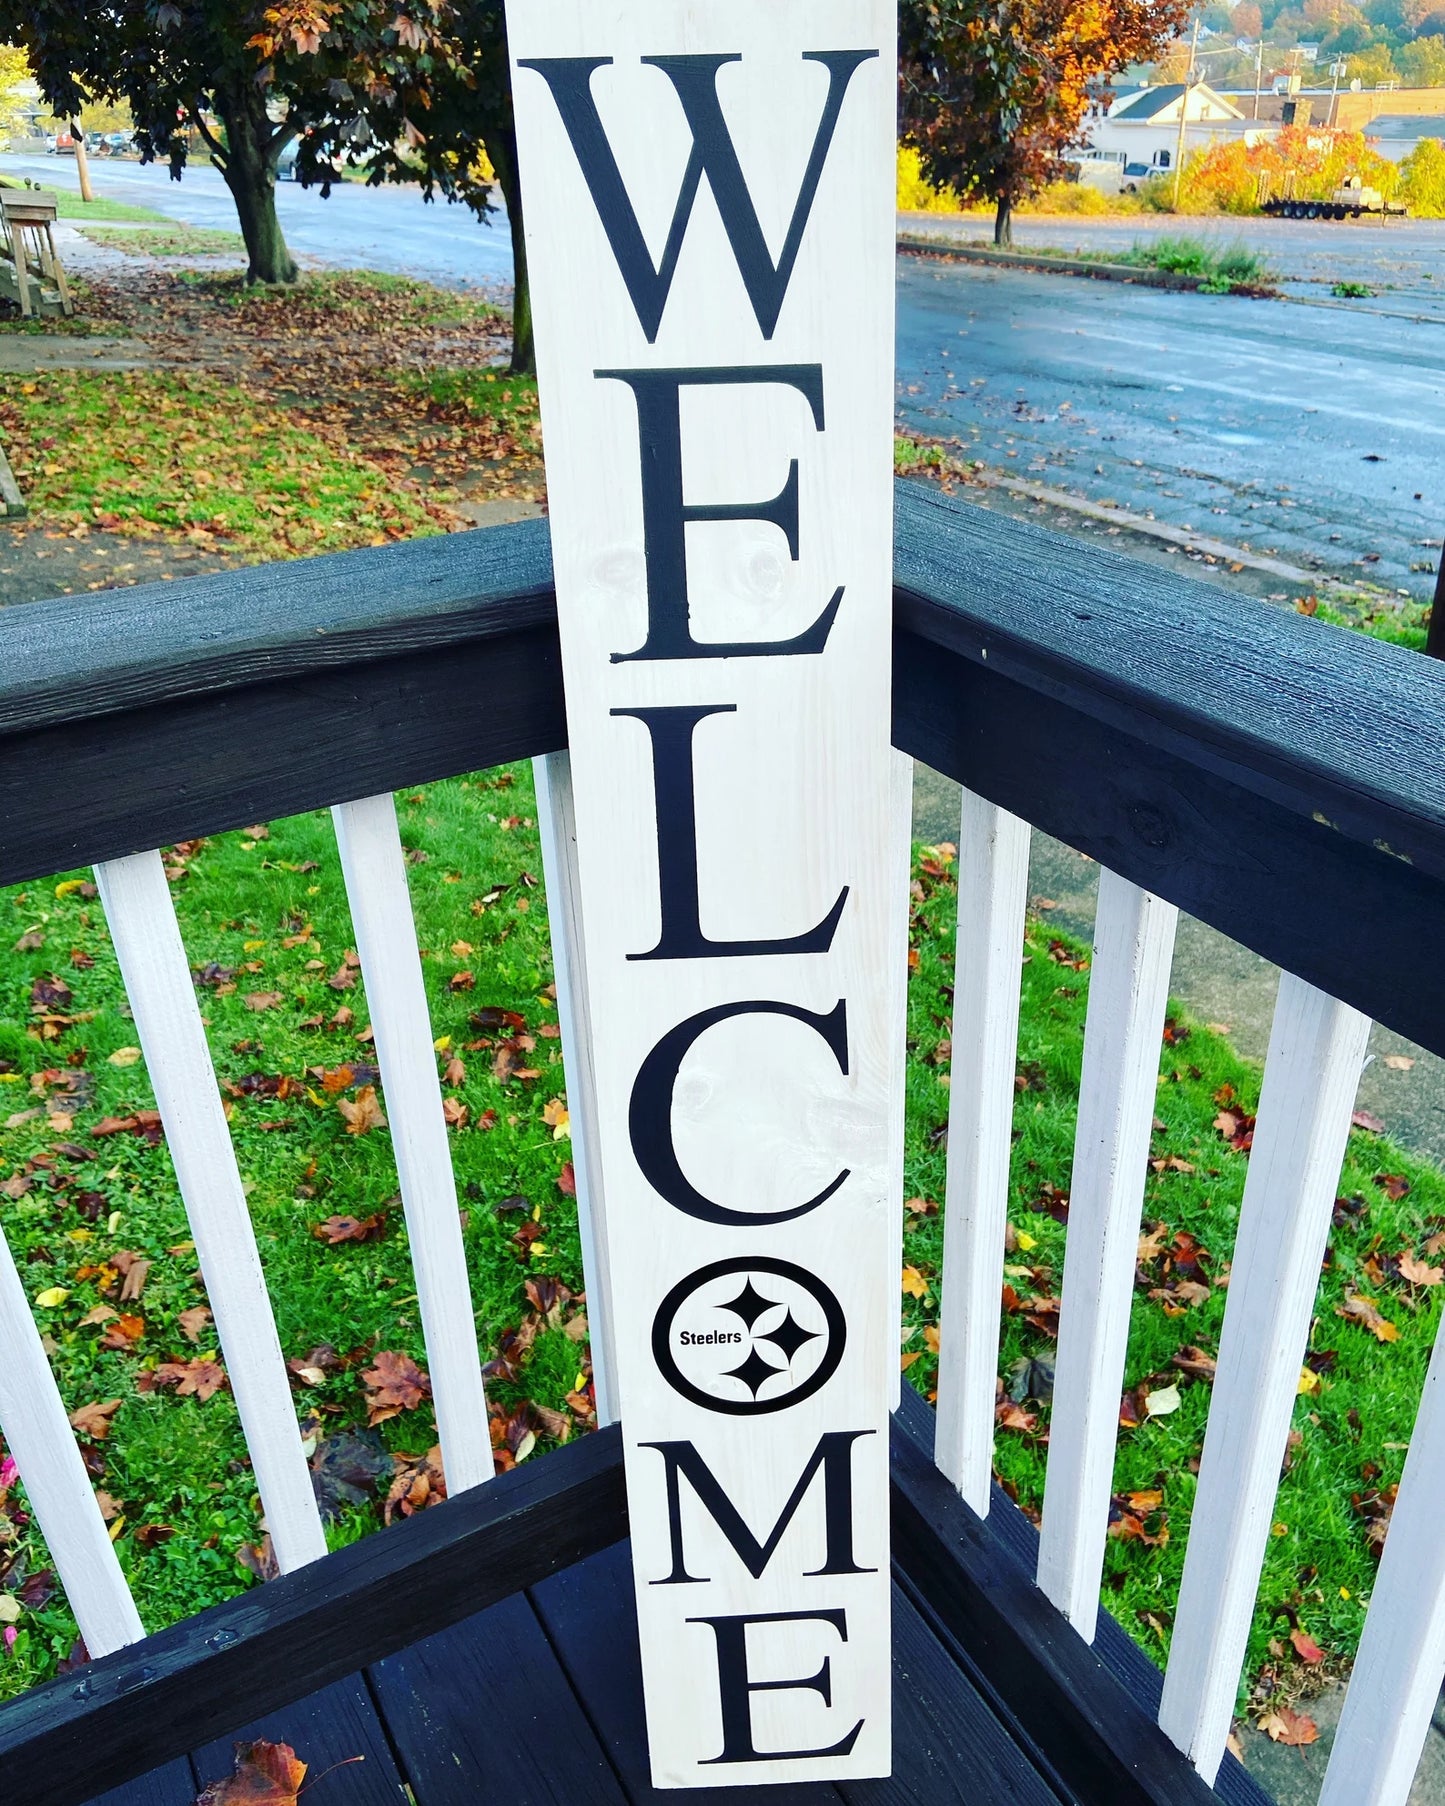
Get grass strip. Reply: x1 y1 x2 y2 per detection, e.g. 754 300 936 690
76 226 245 259
0 369 447 557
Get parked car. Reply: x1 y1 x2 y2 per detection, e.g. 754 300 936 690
101 131 134 156
49 128 76 155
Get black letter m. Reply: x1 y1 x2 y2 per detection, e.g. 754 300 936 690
642 1431 875 1584
516 51 877 342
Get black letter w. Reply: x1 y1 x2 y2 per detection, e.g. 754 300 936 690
517 51 877 342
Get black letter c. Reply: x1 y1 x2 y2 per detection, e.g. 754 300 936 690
629 1000 849 1226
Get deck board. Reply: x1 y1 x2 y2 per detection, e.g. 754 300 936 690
189 1674 407 1806
840 1582 1065 1806
529 1539 841 1806
86 1758 197 1806
368 1588 629 1806
530 1538 1062 1806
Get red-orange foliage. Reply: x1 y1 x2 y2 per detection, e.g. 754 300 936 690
900 0 1188 245
1177 126 1400 214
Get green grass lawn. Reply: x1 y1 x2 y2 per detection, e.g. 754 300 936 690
0 182 169 225
76 225 245 259
0 369 448 555
0 780 1440 1728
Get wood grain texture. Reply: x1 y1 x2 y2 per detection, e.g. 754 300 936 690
370 1591 629 1806
84 1759 198 1806
190 1675 408 1806
510 3 899 1783
534 1536 1064 1806
889 1384 1235 1806
1037 873 1178 1638
932 792 1030 1514
946 1389 1274 1806
0 1424 627 1806
2 487 1443 1062
0 1220 144 1657
332 794 492 1492
1319 1315 1445 1806
1158 977 1371 1782
887 750 915 1417
94 852 328 1577
534 752 619 1425
837 1583 1064 1806
532 1539 843 1806
0 520 555 738
891 483 1445 881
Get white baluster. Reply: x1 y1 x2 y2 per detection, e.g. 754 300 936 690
0 1226 143 1655
934 791 1031 1512
1037 872 1178 1633
535 752 618 1426
333 794 491 1491
1159 975 1370 1781
889 748 914 1413
1319 1317 1445 1806
94 852 327 1574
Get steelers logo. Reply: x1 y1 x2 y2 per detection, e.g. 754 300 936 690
651 1256 846 1416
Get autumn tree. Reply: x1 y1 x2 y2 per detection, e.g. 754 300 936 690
291 2 534 376
900 0 1189 246
205 1 533 371
0 42 30 142
0 3 456 287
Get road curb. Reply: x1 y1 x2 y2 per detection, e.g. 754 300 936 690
895 234 1263 294
0 443 26 520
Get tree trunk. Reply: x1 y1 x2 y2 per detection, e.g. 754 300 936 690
994 195 1014 248
485 126 534 376
212 89 298 286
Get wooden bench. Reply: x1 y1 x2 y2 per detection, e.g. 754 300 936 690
0 484 1441 1805
0 187 72 319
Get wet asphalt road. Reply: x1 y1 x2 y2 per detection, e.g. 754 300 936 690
894 249 1445 600
9 152 1441 598
0 152 516 290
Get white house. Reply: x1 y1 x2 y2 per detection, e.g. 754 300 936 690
1085 81 1252 174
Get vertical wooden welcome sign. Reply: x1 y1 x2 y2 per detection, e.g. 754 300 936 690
508 1 896 1786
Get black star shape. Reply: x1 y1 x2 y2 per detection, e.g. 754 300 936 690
758 1307 819 1366
719 1278 779 1331
724 1345 785 1399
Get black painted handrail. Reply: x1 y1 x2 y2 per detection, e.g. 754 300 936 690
2 482 1440 1053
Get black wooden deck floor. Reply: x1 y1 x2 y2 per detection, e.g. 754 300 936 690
94 1538 1062 1806
80 1392 1276 1806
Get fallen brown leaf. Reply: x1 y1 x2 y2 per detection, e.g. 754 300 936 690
195 1739 306 1805
360 1349 430 1425
1337 1294 1399 1342
312 1211 388 1245
1258 1707 1318 1747
337 1085 386 1136
68 1399 121 1441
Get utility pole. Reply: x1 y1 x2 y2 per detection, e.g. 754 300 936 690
1172 15 1201 211
71 122 94 204
1328 57 1347 126
1253 40 1264 120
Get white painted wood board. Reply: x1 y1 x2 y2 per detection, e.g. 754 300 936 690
1037 873 1177 1636
94 852 328 1576
1158 974 1369 1781
933 793 1031 1514
332 794 492 1491
508 1 897 1784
